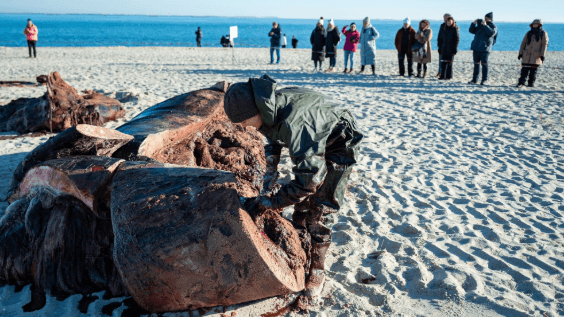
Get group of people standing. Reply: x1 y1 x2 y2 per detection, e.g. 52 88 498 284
298 13 549 87
308 17 380 74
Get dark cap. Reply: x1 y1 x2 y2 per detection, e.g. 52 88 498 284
485 12 493 20
224 82 259 123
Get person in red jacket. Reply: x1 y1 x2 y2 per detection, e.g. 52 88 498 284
394 18 416 76
23 19 38 58
341 23 360 73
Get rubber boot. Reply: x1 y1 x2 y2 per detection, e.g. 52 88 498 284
304 240 330 296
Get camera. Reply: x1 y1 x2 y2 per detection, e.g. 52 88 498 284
477 19 483 25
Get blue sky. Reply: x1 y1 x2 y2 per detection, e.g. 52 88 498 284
1 0 563 22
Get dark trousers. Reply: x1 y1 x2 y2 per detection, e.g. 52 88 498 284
417 63 427 74
27 40 37 58
519 64 538 86
314 60 323 68
196 39 201 47
441 54 454 79
329 57 336 67
472 51 490 83
292 113 363 243
398 51 413 76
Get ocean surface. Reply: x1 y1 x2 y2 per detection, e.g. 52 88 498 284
2 13 563 51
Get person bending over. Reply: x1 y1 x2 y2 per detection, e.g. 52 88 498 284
223 74 363 296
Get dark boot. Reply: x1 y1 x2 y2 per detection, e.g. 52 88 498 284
528 67 538 87
416 63 422 78
517 67 528 87
371 65 376 75
343 68 348 73
304 222 331 296
358 65 365 74
422 69 428 78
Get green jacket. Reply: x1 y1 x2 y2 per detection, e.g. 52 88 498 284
250 75 360 208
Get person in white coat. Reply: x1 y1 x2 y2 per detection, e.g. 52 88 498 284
358 17 379 75
282 34 288 48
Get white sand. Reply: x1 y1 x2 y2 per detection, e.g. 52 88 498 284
1 46 564 317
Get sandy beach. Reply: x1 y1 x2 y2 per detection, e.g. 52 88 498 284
1 46 564 317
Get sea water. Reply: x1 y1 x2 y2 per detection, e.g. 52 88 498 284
2 13 562 51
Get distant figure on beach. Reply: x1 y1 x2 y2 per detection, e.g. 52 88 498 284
341 23 360 74
469 12 498 86
414 20 433 78
195 27 202 47
292 36 298 49
311 17 326 71
269 22 282 64
220 35 232 48
23 19 38 58
325 19 341 72
517 19 549 88
358 17 379 75
436 14 452 78
282 34 287 48
395 18 416 77
224 74 363 297
438 16 460 80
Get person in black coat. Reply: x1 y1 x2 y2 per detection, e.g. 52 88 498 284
324 19 340 72
310 18 326 71
438 17 460 80
436 13 451 77
195 27 202 47
292 36 298 48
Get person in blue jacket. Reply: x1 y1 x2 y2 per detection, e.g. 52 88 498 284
469 12 498 85
269 22 282 64
358 17 379 75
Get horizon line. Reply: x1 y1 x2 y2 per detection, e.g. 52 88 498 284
1 11 563 24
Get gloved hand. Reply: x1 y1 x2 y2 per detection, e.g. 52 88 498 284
261 155 280 195
243 195 278 216
540 56 545 62
518 54 522 60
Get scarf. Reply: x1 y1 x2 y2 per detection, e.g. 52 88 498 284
527 27 543 45
363 23 372 30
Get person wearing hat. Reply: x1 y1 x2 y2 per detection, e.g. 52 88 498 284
517 19 549 88
394 18 416 77
469 12 498 85
358 17 379 75
324 19 341 72
436 14 452 78
311 17 326 71
342 23 360 73
23 19 38 58
292 36 299 49
223 74 363 296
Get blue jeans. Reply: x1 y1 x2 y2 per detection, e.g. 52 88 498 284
270 47 280 63
344 50 354 69
438 54 443 73
472 51 490 82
